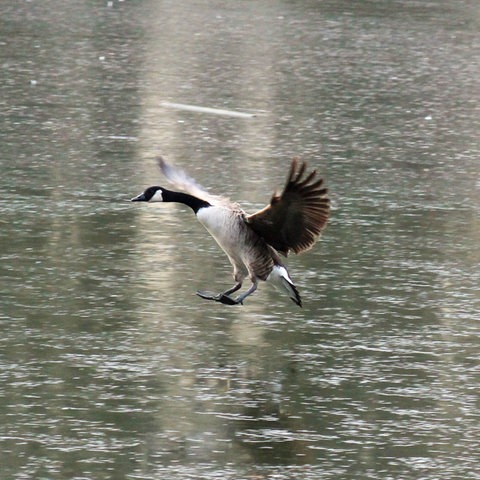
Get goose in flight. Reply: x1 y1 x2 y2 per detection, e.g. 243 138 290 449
131 157 329 306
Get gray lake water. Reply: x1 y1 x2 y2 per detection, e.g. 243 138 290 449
1 1 479 479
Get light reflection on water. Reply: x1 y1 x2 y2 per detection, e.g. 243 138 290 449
1 0 480 479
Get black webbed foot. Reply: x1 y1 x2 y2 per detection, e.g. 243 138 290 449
196 291 241 305
217 294 241 305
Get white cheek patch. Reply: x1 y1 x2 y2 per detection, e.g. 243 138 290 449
151 190 164 202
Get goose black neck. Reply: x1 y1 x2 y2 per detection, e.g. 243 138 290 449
162 189 211 214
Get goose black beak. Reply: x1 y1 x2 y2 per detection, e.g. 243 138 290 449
131 193 146 202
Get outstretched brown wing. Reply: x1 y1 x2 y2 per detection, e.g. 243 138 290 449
245 158 330 256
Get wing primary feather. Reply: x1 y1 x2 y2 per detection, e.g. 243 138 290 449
156 156 227 206
246 158 330 256
292 159 306 183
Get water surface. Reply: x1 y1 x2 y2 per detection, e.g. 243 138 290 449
1 1 479 479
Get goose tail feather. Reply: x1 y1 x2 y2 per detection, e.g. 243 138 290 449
268 265 302 307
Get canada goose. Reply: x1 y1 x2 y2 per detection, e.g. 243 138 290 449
131 157 329 306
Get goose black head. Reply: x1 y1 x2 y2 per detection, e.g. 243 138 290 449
131 186 164 202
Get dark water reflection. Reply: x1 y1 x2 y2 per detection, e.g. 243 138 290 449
1 1 479 479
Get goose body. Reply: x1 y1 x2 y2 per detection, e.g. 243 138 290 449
131 157 329 306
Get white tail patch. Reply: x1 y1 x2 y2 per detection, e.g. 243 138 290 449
267 265 302 307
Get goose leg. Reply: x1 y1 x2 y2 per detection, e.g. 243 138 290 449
234 281 258 305
222 282 243 296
